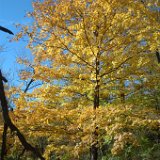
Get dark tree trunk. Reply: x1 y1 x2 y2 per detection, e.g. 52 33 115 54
1 123 8 160
90 88 99 160
90 144 98 160
90 56 100 160
156 50 160 63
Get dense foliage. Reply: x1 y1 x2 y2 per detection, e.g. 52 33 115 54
0 0 160 159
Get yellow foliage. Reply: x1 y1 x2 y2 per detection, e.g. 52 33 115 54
11 0 160 159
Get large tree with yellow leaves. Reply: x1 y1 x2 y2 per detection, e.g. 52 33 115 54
9 0 160 159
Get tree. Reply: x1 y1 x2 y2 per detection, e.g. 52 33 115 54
13 0 160 159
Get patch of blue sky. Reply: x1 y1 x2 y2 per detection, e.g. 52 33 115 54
0 0 33 86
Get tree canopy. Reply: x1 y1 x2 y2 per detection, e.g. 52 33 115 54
0 0 160 160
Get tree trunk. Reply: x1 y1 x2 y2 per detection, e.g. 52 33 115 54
90 56 100 160
1 123 8 160
90 144 98 160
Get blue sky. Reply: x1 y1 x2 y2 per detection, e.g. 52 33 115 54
0 0 33 86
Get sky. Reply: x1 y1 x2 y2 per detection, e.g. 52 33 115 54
0 0 33 86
